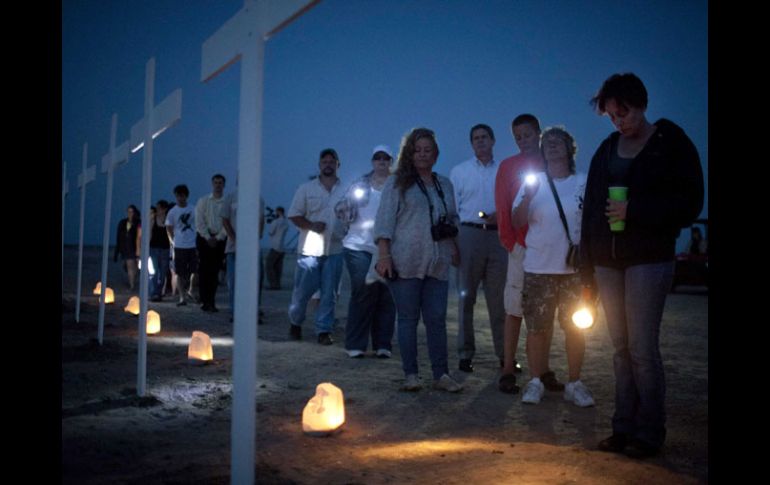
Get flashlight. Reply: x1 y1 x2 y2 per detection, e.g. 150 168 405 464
478 211 487 219
572 307 594 329
353 187 366 200
524 173 537 186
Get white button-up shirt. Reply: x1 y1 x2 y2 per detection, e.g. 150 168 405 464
449 157 499 223
288 177 345 257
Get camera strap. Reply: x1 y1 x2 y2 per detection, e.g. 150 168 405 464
415 173 449 224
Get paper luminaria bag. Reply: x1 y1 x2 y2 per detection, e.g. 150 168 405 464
302 382 345 436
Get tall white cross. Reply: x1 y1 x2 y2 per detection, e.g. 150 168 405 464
97 114 130 345
75 143 96 323
62 161 69 296
201 1 319 483
129 57 182 397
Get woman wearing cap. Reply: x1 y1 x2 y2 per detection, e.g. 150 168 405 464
373 127 462 393
334 145 397 359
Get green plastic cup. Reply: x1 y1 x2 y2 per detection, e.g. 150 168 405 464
608 186 628 232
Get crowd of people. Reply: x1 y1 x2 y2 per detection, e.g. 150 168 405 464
118 72 704 459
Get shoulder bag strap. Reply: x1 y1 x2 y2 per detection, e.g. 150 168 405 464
545 174 574 246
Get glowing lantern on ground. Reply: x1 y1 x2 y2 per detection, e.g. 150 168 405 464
302 382 345 436
104 287 115 304
188 331 213 363
146 310 161 334
93 281 102 295
124 296 140 315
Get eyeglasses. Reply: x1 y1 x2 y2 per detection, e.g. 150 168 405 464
372 155 392 161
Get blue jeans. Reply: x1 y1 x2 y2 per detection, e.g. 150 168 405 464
226 252 236 312
343 248 396 352
594 262 674 448
388 277 449 380
226 252 263 314
149 247 170 298
288 253 343 335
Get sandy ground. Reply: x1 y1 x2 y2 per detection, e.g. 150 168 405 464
62 245 708 484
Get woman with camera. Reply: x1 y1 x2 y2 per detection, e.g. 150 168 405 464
374 127 462 393
511 126 592 407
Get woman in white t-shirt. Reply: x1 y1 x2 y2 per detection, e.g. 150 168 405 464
334 145 397 359
512 126 594 408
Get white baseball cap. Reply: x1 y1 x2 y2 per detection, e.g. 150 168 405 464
371 144 393 159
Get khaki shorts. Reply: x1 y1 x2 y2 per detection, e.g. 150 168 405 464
504 245 526 316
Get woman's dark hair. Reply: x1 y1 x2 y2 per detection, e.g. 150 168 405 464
394 127 439 195
590 72 648 113
127 204 140 220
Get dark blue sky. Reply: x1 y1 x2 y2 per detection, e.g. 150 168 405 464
62 0 708 249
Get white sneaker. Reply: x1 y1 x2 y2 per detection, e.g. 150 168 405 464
433 373 462 393
376 348 392 359
346 349 365 358
521 378 545 404
401 374 421 391
564 380 595 407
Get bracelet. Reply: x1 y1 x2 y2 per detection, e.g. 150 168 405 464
378 254 392 261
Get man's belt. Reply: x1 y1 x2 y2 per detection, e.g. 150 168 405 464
461 221 498 231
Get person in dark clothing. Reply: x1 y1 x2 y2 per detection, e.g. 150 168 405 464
114 204 141 290
149 200 171 301
581 73 703 459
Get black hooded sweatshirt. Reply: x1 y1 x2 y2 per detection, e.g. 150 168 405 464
579 118 704 286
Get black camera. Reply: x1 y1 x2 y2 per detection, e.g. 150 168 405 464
430 216 458 241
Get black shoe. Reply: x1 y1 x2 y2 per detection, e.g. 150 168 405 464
289 325 302 340
201 304 212 312
458 359 474 373
210 305 219 313
624 439 660 459
317 332 333 345
498 373 519 394
597 434 628 453
176 300 187 307
150 295 162 302
540 370 565 391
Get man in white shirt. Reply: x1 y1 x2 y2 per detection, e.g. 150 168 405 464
287 148 346 345
450 124 508 373
195 174 228 313
165 184 197 307
265 206 289 289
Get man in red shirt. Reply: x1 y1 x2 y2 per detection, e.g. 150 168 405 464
494 114 562 394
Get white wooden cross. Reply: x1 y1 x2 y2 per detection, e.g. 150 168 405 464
62 161 69 296
129 58 182 397
75 143 96 323
97 113 131 345
201 1 319 483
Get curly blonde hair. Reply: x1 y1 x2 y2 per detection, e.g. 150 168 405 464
540 126 577 174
